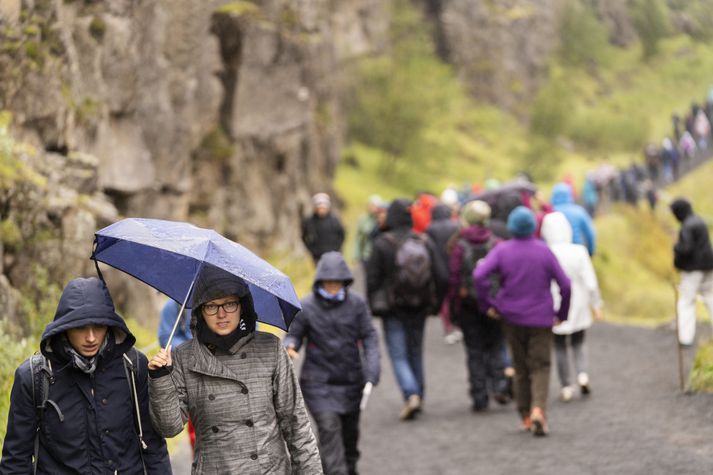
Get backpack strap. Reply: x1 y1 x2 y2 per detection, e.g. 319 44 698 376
123 348 148 475
30 353 63 475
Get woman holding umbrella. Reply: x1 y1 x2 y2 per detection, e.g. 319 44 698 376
147 265 322 474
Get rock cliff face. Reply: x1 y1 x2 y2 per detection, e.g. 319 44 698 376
415 0 563 110
0 0 386 324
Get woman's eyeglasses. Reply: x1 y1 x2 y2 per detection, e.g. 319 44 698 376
203 301 240 316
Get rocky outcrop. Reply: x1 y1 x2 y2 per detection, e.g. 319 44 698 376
590 0 637 47
416 0 562 110
0 0 387 326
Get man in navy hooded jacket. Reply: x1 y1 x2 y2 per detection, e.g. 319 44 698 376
0 277 171 474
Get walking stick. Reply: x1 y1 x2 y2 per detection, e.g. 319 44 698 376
671 280 685 392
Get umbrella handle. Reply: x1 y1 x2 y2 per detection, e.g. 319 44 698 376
166 277 197 350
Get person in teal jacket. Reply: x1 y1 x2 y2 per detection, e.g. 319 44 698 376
551 183 597 256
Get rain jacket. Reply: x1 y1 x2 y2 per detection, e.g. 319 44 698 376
366 199 447 317
148 297 322 475
426 204 460 305
301 212 345 262
671 198 713 272
0 277 170 474
551 183 597 256
541 212 602 335
285 252 380 414
473 235 571 328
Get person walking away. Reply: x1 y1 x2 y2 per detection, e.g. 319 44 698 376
445 200 509 411
426 203 462 344
551 183 597 256
0 277 171 474
411 192 438 234
541 212 603 401
366 198 446 421
474 207 571 436
285 252 380 475
148 266 322 474
581 175 599 218
157 298 196 450
302 192 346 264
670 198 713 346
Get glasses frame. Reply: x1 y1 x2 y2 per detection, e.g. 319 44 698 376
202 300 240 316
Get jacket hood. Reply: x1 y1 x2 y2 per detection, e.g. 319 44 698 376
41 277 134 358
313 251 354 287
551 183 574 206
670 198 693 222
385 198 413 230
460 225 492 244
188 266 258 332
541 211 573 245
430 203 452 221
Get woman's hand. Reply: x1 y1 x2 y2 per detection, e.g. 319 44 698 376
148 347 172 370
286 345 299 361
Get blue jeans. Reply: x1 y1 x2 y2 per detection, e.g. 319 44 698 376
382 315 426 400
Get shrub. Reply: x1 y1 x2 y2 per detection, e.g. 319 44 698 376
558 0 610 67
630 0 671 59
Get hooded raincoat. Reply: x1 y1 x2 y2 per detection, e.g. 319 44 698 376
671 198 713 272
551 183 597 256
541 212 602 335
148 272 322 475
285 252 380 414
0 277 170 474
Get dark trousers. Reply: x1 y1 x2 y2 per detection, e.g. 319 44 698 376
504 323 553 418
458 306 507 409
312 411 361 475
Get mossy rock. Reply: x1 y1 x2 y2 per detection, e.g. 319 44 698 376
88 16 107 42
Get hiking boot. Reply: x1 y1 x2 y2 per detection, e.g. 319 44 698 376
560 385 574 402
399 394 422 421
577 372 590 395
444 329 463 345
530 407 548 437
521 415 532 432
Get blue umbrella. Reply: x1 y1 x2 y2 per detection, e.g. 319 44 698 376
91 218 301 346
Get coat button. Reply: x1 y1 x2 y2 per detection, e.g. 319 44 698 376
101 398 108 405
241 387 248 394
208 394 215 401
240 352 247 359
250 453 258 460
245 419 253 427
212 426 219 433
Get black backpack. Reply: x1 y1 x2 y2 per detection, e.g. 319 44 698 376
458 238 494 304
29 349 148 475
385 233 435 310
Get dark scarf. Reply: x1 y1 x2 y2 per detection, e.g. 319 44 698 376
58 332 110 374
196 314 255 353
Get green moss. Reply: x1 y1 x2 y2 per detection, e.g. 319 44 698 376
23 41 43 65
77 97 102 123
690 341 713 392
88 16 107 42
0 219 22 247
214 1 261 17
196 127 234 163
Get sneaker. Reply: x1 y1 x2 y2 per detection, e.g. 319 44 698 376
530 407 548 437
560 386 574 402
577 373 590 395
444 329 463 345
399 394 422 421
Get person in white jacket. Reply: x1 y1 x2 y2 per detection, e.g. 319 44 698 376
541 212 603 401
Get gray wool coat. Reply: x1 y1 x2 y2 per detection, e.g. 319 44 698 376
149 331 322 475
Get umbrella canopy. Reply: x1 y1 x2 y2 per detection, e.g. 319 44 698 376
467 180 538 203
91 218 301 332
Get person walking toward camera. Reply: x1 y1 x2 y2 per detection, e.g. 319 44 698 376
474 207 571 436
148 266 322 474
0 277 170 474
302 193 346 264
286 251 380 475
670 198 713 346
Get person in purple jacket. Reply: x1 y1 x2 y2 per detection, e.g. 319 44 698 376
474 206 571 436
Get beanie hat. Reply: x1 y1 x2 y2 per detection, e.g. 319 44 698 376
190 265 250 309
506 206 536 238
312 192 331 208
461 200 491 226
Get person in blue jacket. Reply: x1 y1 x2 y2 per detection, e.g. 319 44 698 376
158 298 192 349
0 277 171 474
285 251 380 475
551 182 597 256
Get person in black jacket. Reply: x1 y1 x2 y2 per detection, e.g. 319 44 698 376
671 198 713 346
0 277 170 474
366 199 446 421
302 193 346 264
285 251 380 475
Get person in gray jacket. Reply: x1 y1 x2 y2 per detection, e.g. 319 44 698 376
147 265 322 474
286 251 380 475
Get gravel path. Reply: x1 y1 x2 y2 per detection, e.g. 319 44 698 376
170 318 713 474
